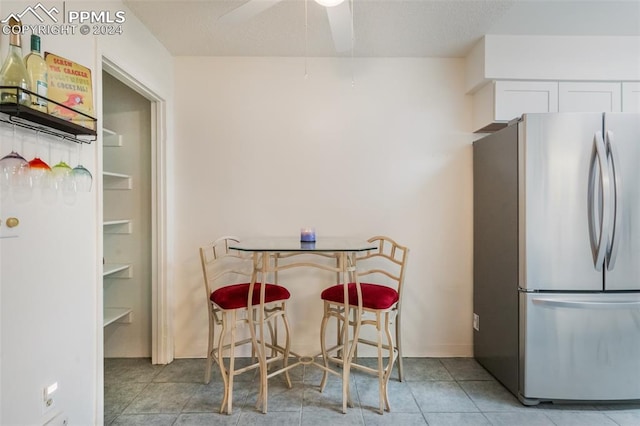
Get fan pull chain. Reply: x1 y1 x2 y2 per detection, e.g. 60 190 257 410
304 0 309 80
350 0 355 88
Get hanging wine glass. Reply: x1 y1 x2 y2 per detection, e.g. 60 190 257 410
54 142 81 205
28 156 50 178
36 130 59 204
29 145 56 204
72 164 92 192
10 156 31 203
51 159 72 183
0 149 29 192
52 158 76 204
28 132 53 186
72 141 92 192
0 125 32 202
1 125 25 185
30 156 56 204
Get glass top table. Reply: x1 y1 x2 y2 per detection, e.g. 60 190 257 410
229 237 377 253
227 236 375 414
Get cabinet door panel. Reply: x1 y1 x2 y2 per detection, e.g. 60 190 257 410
494 81 559 121
473 80 559 133
622 82 640 113
559 82 622 113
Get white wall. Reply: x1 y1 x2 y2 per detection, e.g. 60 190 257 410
0 1 173 424
173 57 475 359
1 2 99 424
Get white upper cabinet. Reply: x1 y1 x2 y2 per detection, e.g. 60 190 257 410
559 82 622 113
622 82 640 113
473 80 639 132
473 80 558 132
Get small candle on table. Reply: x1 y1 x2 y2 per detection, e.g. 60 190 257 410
300 227 316 242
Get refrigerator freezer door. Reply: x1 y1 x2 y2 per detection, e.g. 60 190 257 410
604 113 640 291
521 292 640 401
519 113 604 291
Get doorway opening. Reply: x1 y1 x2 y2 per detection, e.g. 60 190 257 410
100 58 172 365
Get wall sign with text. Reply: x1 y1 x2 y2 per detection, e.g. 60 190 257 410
44 52 94 130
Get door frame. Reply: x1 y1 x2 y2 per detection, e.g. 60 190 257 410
101 56 173 365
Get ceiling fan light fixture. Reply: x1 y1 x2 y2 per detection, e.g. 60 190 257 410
315 0 345 7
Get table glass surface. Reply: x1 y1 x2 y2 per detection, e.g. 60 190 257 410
229 237 376 253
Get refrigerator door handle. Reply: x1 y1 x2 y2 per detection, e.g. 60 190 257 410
605 130 621 271
532 297 640 309
588 131 610 271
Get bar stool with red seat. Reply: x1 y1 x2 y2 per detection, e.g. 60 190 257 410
199 236 292 414
319 235 409 414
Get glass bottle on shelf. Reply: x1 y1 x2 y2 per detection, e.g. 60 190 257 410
0 17 31 106
24 34 48 112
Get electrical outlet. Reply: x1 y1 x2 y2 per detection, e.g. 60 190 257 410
42 382 58 414
473 313 480 331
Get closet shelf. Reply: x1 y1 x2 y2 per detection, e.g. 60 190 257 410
103 263 132 277
103 172 132 190
104 219 131 226
104 308 133 327
104 219 132 234
103 171 130 179
102 127 123 146
0 86 97 143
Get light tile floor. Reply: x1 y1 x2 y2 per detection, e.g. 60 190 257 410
104 357 640 425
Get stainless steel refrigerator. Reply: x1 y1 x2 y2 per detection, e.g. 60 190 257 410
473 112 640 405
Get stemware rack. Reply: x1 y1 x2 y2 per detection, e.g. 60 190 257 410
0 86 97 144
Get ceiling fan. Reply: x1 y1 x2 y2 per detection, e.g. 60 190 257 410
218 0 353 53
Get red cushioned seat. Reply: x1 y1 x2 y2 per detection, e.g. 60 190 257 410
211 283 291 310
320 283 399 310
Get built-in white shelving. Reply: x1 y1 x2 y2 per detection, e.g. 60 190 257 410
103 127 123 146
103 171 132 190
103 263 132 278
104 219 132 234
104 308 133 327
104 219 130 226
103 126 133 327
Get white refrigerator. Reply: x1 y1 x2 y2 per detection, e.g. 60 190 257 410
473 113 640 404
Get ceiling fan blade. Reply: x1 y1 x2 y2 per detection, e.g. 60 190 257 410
218 0 285 24
325 1 352 52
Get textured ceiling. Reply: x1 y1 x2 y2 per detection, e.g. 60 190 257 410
123 0 640 58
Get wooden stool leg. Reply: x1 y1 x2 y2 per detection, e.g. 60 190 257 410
319 302 331 392
204 311 215 384
343 308 360 413
280 302 293 388
376 311 385 414
395 310 403 382
383 311 395 412
226 310 237 415
218 311 230 414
